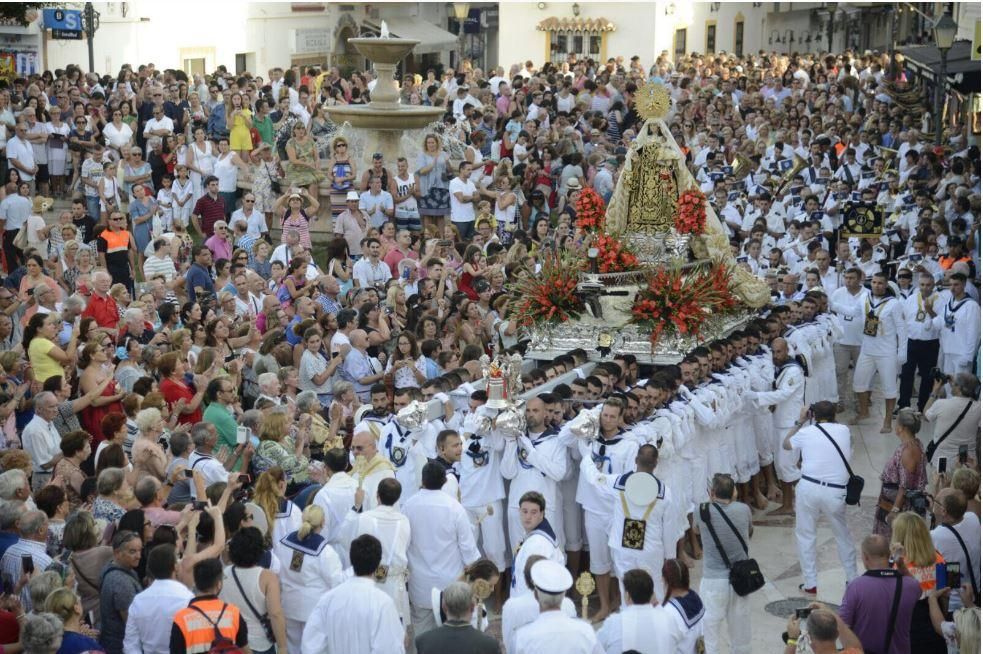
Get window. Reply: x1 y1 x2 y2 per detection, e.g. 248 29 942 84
674 28 687 58
548 30 602 64
735 21 744 57
235 54 247 75
706 24 716 54
184 58 205 76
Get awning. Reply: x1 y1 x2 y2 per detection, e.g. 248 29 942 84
367 17 458 54
899 40 979 94
536 16 615 32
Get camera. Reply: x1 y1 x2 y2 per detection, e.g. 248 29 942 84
930 368 950 384
905 490 930 517
796 607 812 620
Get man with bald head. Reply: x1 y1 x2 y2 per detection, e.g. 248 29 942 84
748 337 805 516
350 431 395 512
342 329 384 402
839 534 921 654
501 395 567 552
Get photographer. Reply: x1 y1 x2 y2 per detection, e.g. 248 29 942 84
782 401 857 594
923 372 980 476
783 607 864 654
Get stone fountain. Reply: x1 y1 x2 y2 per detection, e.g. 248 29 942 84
324 25 444 169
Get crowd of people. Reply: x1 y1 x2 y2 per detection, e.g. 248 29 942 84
0 36 977 654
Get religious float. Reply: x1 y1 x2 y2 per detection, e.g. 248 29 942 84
510 83 772 364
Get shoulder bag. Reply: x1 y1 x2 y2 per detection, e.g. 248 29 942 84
942 524 981 603
881 573 904 654
264 160 282 196
230 566 275 642
925 399 974 463
816 424 864 505
699 502 764 596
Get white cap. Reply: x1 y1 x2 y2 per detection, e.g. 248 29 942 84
530 560 572 594
346 191 360 201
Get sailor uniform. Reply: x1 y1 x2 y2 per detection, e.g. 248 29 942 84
574 431 639 576
501 428 568 552
750 360 806 483
378 420 427 502
850 294 907 399
667 590 706 654
933 293 981 375
273 529 345 653
590 469 686 603
510 518 565 598
460 418 508 571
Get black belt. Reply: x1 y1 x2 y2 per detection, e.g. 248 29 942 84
802 475 845 489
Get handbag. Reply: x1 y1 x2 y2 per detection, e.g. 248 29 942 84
816 424 864 505
230 566 275 642
249 127 261 148
12 225 29 250
264 161 281 195
925 399 973 462
699 502 765 597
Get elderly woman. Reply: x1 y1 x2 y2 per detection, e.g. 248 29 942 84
91 467 132 525
53 431 90 511
256 409 310 488
327 380 357 446
297 390 342 458
59 511 113 622
44 588 102 653
923 373 981 475
874 408 928 535
131 407 170 484
20 612 63 654
273 504 343 652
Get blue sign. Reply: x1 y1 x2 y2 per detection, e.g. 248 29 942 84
43 8 83 33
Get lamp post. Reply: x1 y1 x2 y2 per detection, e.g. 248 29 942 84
932 12 957 146
453 2 470 73
825 2 837 52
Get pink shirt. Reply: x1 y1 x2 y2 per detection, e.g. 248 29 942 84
204 234 232 262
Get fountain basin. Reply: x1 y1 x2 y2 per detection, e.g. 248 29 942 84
346 37 420 65
324 104 443 130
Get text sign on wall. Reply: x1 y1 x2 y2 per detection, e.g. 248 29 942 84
296 29 330 54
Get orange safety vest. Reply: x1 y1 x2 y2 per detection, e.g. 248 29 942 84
939 255 970 271
100 228 130 255
172 597 242 654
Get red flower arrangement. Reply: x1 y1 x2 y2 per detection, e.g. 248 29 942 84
575 187 607 233
630 263 737 345
675 188 707 235
592 233 640 273
509 253 585 327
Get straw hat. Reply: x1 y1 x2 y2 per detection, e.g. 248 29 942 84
32 196 53 213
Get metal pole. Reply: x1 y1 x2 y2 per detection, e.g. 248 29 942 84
935 47 948 146
84 2 95 72
827 10 835 52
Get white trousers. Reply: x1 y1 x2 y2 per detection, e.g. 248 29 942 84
584 511 613 574
561 475 584 551
466 501 507 572
853 351 899 399
773 426 801 483
833 344 860 407
410 601 437 639
794 478 858 589
700 576 752 654
940 352 974 376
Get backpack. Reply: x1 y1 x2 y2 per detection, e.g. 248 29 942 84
190 603 244 654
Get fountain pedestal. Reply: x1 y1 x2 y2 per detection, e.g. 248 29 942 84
324 38 443 168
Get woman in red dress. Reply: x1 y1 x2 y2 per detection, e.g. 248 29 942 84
77 340 126 448
158 351 207 425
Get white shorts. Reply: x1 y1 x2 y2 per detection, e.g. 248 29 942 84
584 510 613 575
852 352 899 399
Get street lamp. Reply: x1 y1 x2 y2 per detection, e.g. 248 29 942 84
453 2 470 72
825 2 837 52
932 12 957 145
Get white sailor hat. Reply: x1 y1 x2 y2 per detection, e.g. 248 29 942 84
530 560 572 594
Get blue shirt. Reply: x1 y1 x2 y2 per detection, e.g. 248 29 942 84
57 630 105 654
285 315 303 346
0 531 18 562
184 263 214 303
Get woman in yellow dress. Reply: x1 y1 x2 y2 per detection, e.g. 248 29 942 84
227 91 254 157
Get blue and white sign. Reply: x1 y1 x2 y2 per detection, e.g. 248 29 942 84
42 8 83 32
